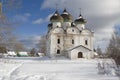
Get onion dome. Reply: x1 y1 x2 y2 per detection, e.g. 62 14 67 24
74 14 87 24
61 9 73 22
50 10 63 22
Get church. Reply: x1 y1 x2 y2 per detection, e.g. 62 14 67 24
46 8 95 59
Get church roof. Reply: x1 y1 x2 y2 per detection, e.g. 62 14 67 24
67 45 92 51
50 10 63 22
61 9 73 22
74 14 87 24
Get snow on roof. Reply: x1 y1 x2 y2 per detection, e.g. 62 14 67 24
54 13 58 16
38 53 44 56
67 45 92 51
7 51 16 56
94 52 98 56
63 12 69 15
18 52 28 56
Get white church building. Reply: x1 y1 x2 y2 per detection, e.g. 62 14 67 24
46 9 95 59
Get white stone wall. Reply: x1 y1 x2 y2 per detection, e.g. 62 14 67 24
47 21 94 59
80 35 91 49
76 24 85 30
53 22 61 28
50 34 57 57
48 33 65 57
62 22 71 29
66 27 80 34
68 47 93 59
74 35 80 46
46 36 50 56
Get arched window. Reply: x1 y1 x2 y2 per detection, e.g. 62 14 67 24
57 49 60 54
78 52 83 58
57 38 60 44
72 39 74 44
85 40 88 45
72 29 74 32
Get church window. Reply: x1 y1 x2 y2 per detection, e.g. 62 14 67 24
85 40 88 45
57 49 60 54
57 39 60 44
72 29 74 32
72 39 74 44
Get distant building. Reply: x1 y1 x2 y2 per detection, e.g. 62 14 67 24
7 51 17 57
46 9 95 59
37 53 45 57
18 52 28 57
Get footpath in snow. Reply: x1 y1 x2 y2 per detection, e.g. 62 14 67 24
0 58 120 80
0 59 22 80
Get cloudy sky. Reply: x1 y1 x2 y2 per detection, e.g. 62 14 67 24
3 0 120 51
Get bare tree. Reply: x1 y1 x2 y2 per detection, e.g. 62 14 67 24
13 41 26 52
29 48 37 57
2 0 22 11
36 35 46 55
106 30 120 66
96 46 102 56
0 1 25 53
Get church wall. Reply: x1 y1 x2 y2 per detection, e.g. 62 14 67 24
49 33 65 57
69 49 78 59
69 49 88 59
67 27 80 34
64 35 73 49
46 33 51 57
47 9 95 59
47 28 94 58
53 22 61 28
56 34 64 56
46 37 50 56
76 24 85 30
49 34 57 57
90 36 94 51
62 22 71 29
80 35 93 50
74 35 80 46
68 47 93 59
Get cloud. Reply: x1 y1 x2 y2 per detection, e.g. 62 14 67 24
24 13 31 17
32 18 44 24
19 35 42 49
13 13 31 22
45 14 53 22
41 0 120 50
32 14 52 24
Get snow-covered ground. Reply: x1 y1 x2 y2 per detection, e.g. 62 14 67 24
0 57 119 80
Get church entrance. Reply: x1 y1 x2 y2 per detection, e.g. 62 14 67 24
78 52 83 58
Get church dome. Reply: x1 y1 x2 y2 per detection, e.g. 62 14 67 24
61 9 73 22
74 14 87 24
50 10 63 22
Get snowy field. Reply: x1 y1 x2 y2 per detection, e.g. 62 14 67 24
0 57 119 80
